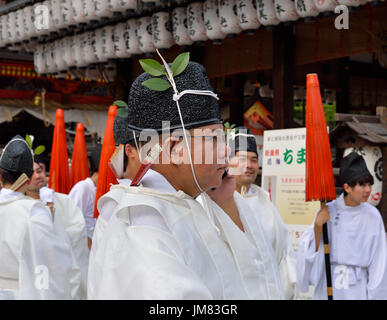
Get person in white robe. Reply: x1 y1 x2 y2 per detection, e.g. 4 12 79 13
297 152 387 300
88 60 283 300
89 116 141 265
69 145 101 249
0 135 80 299
225 126 298 299
26 160 89 299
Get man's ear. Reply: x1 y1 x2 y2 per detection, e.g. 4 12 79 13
343 183 351 194
125 143 136 159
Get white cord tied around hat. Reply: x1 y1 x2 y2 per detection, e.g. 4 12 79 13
156 49 221 235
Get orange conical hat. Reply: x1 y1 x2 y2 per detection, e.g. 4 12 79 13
93 106 118 218
70 123 90 187
49 109 71 193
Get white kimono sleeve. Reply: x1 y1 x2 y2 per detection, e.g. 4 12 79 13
296 225 326 295
18 203 78 299
366 217 387 300
89 206 214 300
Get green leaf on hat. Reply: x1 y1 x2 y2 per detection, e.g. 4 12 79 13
139 59 165 77
114 100 128 108
34 145 45 155
171 52 190 77
142 78 171 91
116 107 129 118
25 134 33 149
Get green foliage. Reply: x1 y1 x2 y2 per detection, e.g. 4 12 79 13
141 78 171 91
25 134 46 155
139 52 190 92
293 100 336 130
114 100 129 118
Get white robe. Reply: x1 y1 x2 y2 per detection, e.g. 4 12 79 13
68 178 96 240
243 184 298 299
88 172 284 300
296 194 387 300
0 188 81 299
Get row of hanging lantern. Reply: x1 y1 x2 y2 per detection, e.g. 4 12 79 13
2 0 381 51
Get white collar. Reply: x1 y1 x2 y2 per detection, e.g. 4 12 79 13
141 169 176 194
0 187 24 199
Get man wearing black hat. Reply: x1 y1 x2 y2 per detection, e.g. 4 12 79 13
297 151 387 299
69 144 102 249
228 126 298 299
26 156 89 299
0 135 79 299
88 57 283 299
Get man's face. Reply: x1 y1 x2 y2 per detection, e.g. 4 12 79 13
176 123 229 191
344 182 372 205
27 162 47 192
230 151 259 186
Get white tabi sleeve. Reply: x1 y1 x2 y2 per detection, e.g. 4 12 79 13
296 224 326 294
89 205 214 300
18 203 78 299
366 215 387 300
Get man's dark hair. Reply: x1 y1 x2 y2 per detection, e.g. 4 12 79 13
343 174 374 196
0 168 33 185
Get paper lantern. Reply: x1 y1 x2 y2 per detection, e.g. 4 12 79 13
110 0 138 14
53 39 67 72
152 11 174 50
62 0 76 29
43 42 54 74
338 0 367 6
42 0 57 35
236 0 260 33
51 0 66 32
256 0 280 26
172 7 194 46
82 31 99 65
72 34 86 68
6 12 17 45
218 0 243 37
34 2 51 37
101 25 117 61
72 0 89 26
125 19 142 55
203 0 226 43
113 22 131 58
187 2 209 43
92 28 108 63
295 0 319 19
84 0 99 23
63 36 76 68
313 0 339 13
121 0 138 13
15 9 26 44
95 0 115 21
136 16 156 54
0 15 7 48
22 6 37 41
274 0 299 22
34 44 46 74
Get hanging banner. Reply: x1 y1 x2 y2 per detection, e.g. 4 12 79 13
261 127 321 299
261 127 321 249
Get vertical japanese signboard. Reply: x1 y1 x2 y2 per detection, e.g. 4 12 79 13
261 128 321 250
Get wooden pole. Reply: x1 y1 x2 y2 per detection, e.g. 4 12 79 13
321 201 333 300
